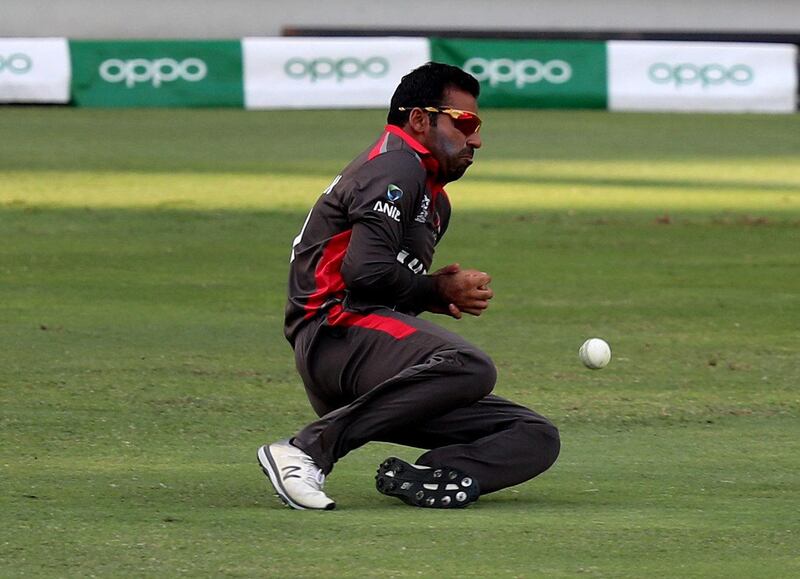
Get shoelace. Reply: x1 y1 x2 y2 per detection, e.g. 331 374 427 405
300 454 326 490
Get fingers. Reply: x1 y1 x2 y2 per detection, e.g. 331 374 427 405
465 270 491 287
430 267 494 318
458 295 491 315
445 298 488 318
448 303 462 319
457 289 492 305
473 288 493 300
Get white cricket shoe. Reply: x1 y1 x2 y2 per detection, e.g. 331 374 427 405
257 440 335 510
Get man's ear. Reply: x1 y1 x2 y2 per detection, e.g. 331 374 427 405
407 108 430 134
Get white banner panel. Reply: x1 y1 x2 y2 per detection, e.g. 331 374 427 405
608 41 798 113
243 37 430 109
0 38 71 103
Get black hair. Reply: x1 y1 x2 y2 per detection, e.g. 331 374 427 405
387 62 480 127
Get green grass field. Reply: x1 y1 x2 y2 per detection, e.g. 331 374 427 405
1 107 799 577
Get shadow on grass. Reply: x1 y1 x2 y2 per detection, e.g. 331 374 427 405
467 172 800 193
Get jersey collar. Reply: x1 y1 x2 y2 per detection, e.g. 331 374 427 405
384 125 441 179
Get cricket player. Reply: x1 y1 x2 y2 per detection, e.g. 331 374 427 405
258 62 560 510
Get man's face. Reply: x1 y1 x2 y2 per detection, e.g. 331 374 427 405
421 88 482 183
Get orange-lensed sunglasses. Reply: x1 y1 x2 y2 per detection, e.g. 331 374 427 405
398 106 482 136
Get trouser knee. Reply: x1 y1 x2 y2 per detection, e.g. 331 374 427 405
541 422 561 470
452 348 496 402
527 419 560 473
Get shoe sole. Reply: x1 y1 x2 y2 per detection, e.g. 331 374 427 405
257 445 335 511
375 457 480 509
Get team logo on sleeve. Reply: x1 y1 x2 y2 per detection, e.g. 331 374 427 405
386 184 404 202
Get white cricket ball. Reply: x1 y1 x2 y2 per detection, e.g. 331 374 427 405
579 338 612 369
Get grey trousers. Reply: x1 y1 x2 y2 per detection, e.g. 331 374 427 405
291 308 560 494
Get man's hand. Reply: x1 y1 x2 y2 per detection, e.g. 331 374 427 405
429 263 494 319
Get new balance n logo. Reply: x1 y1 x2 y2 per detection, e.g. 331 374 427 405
282 465 302 480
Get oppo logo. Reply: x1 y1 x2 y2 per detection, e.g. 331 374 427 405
464 57 573 88
648 63 754 87
0 53 33 74
284 57 389 82
99 58 208 88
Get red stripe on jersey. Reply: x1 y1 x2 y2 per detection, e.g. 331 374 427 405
429 181 446 209
327 304 417 340
303 230 352 319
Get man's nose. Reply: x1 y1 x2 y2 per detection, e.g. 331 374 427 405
467 132 482 149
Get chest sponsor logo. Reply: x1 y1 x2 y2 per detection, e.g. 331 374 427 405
373 200 400 222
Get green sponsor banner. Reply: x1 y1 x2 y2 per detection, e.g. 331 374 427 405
431 38 607 109
70 40 243 107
